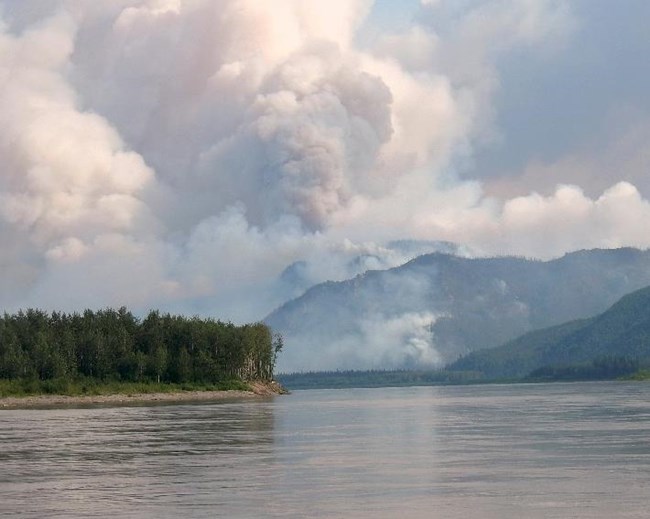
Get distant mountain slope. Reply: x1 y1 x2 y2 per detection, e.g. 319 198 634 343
448 285 650 379
267 248 650 372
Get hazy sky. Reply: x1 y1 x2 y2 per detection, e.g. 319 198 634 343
1 0 649 320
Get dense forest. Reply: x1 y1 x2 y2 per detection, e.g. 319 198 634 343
448 285 650 380
279 285 650 390
0 308 282 386
276 358 646 390
277 369 483 390
267 247 650 371
525 356 642 382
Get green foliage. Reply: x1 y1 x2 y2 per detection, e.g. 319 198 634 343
0 378 251 398
448 285 650 381
0 307 280 394
625 369 650 381
277 369 483 390
448 319 591 379
526 356 641 382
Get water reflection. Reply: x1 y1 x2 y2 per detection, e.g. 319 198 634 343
0 401 275 518
2 383 650 518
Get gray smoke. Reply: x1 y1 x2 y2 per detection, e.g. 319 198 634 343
1 0 649 336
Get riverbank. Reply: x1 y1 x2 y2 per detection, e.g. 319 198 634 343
0 381 287 409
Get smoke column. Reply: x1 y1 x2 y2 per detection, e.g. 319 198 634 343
1 0 649 328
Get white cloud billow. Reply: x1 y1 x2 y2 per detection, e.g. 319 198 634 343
0 0 648 327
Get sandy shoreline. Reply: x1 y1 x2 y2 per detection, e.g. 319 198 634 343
0 381 287 410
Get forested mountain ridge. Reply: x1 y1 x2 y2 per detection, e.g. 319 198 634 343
267 247 650 372
0 308 282 384
448 285 650 379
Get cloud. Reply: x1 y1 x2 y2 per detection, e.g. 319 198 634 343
437 182 650 259
0 0 648 342
484 116 650 200
0 11 159 303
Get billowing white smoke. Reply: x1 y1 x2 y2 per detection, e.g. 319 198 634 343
282 311 443 373
1 1 650 368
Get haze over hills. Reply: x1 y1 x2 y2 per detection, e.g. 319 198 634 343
267 247 650 372
448 284 650 380
3 2 650 325
274 240 463 304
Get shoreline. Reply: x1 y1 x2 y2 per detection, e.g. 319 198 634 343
0 381 287 410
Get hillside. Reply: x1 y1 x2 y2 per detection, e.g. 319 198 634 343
267 248 650 372
448 285 650 379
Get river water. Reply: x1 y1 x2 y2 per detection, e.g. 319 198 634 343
1 382 650 518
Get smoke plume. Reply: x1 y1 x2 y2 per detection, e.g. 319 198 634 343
1 1 649 355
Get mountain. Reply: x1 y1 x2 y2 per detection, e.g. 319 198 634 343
275 240 462 302
266 248 650 372
448 285 650 379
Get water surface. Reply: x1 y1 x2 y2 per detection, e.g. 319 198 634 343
2 382 650 518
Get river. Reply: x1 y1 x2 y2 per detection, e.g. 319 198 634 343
1 382 650 518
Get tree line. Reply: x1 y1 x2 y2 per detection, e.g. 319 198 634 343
0 308 282 384
277 369 483 390
525 355 642 382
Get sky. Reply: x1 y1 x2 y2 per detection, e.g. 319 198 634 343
1 0 649 322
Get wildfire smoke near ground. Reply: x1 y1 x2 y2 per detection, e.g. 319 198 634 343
1 1 650 370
